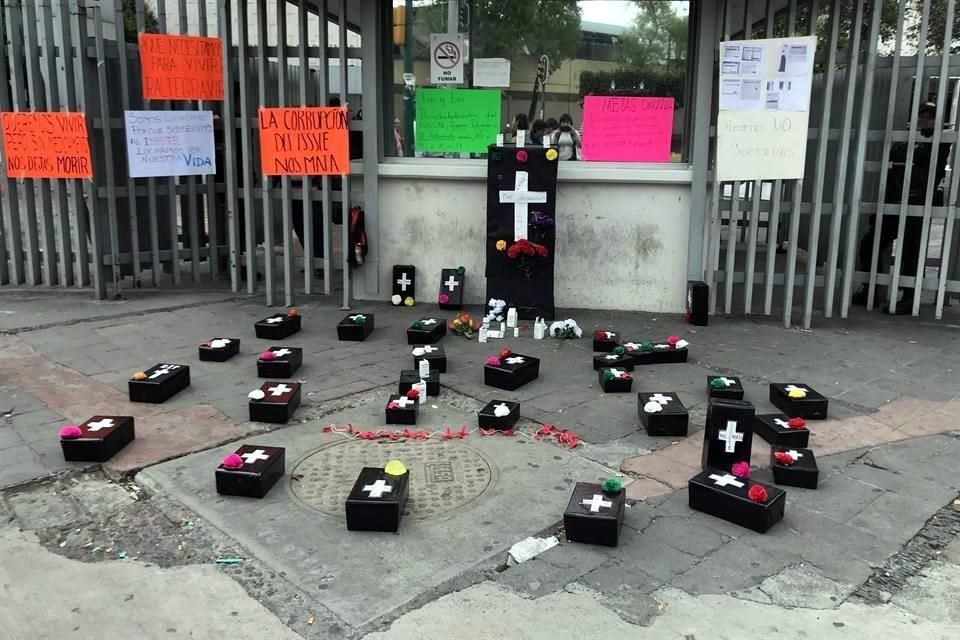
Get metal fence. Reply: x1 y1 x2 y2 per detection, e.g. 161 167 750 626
703 0 960 327
0 0 376 307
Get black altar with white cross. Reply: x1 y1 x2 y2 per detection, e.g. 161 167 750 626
485 145 559 320
61 415 135 462
346 466 410 532
701 399 755 470
438 268 464 310
216 445 286 499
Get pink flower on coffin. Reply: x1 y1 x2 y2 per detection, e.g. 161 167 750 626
731 461 751 478
222 454 244 469
486 357 502 366
438 294 450 304
516 149 529 163
59 426 82 439
260 351 277 361
667 335 680 346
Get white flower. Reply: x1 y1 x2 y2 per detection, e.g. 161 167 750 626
412 348 426 357
493 404 511 417
209 339 230 349
643 401 662 414
391 294 402 305
248 389 265 400
676 339 689 349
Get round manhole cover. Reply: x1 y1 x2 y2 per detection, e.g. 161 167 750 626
289 440 495 519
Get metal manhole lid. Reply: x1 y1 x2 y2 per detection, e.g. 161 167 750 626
289 440 495 520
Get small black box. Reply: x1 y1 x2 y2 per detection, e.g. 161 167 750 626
399 369 440 396
626 341 689 365
248 381 301 424
256 346 303 378
708 375 745 400
392 265 416 304
337 313 375 341
407 317 446 345
754 414 810 448
60 416 135 462
438 269 464 310
702 399 754 471
478 400 520 430
592 330 620 352
689 469 785 533
198 338 240 362
385 394 419 425
771 446 819 489
129 363 190 404
346 466 410 532
593 351 634 371
687 281 709 326
483 353 540 390
411 344 446 373
599 368 633 393
216 445 286 499
638 392 689 437
563 482 625 547
255 313 301 340
769 383 828 420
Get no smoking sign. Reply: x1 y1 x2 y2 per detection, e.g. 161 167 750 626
430 33 464 84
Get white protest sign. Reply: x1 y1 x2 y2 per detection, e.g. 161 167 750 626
124 110 216 178
473 57 510 87
430 33 464 85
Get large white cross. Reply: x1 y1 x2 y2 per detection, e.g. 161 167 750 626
421 319 438 326
268 383 293 397
363 479 393 498
649 393 673 405
785 449 804 460
610 369 629 379
493 402 511 417
786 384 809 394
349 314 366 322
654 344 670 350
604 354 621 360
149 364 179 379
581 494 613 513
505 356 526 365
718 420 744 453
774 418 791 429
241 449 270 464
86 418 114 432
600 331 616 339
499 171 547 240
421 345 438 353
265 316 285 324
394 396 416 408
709 473 744 488
623 342 641 350
396 272 411 291
444 275 460 292
716 377 737 387
271 348 293 358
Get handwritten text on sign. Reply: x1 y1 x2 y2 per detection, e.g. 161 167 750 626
715 111 808 181
258 107 350 176
124 110 216 178
581 96 674 162
415 88 501 154
139 34 224 101
1 112 93 179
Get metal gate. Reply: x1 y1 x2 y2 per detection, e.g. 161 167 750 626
702 0 960 327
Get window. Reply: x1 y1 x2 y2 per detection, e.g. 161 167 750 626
386 0 692 163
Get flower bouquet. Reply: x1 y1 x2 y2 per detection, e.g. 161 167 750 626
449 313 480 339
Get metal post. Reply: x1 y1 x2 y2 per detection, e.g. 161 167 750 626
277 0 294 307
318 0 333 295
257 0 274 305
338 0 350 310
221 0 241 291
298 0 313 295
112 0 140 288
237 0 256 294
94 7 122 297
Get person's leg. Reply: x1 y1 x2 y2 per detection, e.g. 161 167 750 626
898 216 924 305
853 214 881 304
310 199 324 259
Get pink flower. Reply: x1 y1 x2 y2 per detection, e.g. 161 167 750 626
731 461 751 478
516 149 528 163
438 294 449 304
59 426 82 439
222 453 244 469
486 357 502 366
260 351 277 361
667 336 680 346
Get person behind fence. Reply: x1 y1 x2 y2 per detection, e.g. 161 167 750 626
852 102 951 314
551 113 582 160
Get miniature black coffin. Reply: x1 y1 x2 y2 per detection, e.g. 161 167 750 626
411 344 446 373
564 482 625 547
393 265 416 302
689 469 785 533
769 383 828 420
248 381 301 424
407 318 446 345
257 346 303 378
385 394 419 425
593 351 635 371
702 399 755 471
399 369 440 396
60 416 135 462
638 392 689 437
337 313 375 341
754 414 810 448
129 363 190 403
198 338 240 362
771 446 819 489
592 330 620 352
255 313 301 340
478 400 520 430
216 445 286 499
599 368 633 393
484 353 540 390
629 342 689 365
346 467 410 532
687 280 709 326
707 375 745 400
438 269 464 310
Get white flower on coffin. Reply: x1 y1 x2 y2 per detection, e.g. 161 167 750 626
549 319 582 339
391 294 402 305
643 401 663 414
412 347 426 357
676 339 689 349
493 403 511 417
248 389 265 400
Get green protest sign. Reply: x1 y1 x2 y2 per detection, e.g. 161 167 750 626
415 88 501 153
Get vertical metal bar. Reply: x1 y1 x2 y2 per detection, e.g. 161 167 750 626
801 0 841 329
866 0 907 310
135 0 162 287
688 0 718 283
359 0 380 297
888 0 930 314
319 0 332 296
298 0 312 295
277 0 293 307
198 0 219 280
724 181 741 313
237 0 256 293
257 0 274 305
220 0 240 291
935 131 960 319
157 1 181 286
839 0 882 318
94 7 122 296
338 0 350 309
0 0 23 284
706 181 722 313
782 181 803 327
176 0 200 282
763 181 783 315
72 0 99 295
743 180 762 313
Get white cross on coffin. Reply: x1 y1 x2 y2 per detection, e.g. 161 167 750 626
581 494 613 513
649 393 673 405
421 346 438 353
349 314 365 322
444 275 460 292
149 364 179 379
505 356 526 365
785 449 804 460
774 418 794 429
623 342 641 350
271 348 293 358
396 273 411 291
654 344 670 350
717 377 737 387
395 396 416 408
420 319 438 326
718 420 744 453
209 339 231 349
241 449 270 464
786 384 809 394
265 317 285 324
709 473 744 488
86 418 114 432
600 332 616 339
363 479 393 498
610 369 629 378
604 354 620 360
268 383 293 397
493 402 511 417
499 171 547 240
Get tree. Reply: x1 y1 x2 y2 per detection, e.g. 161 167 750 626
615 1 688 69
912 0 960 54
122 0 159 42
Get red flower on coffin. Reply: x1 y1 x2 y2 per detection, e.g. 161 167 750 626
438 294 450 304
405 388 420 400
535 244 549 257
748 485 769 503
499 349 512 358
594 330 607 340
787 417 806 430
774 451 796 466
387 401 400 409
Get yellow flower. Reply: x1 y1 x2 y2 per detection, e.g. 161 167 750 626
496 240 507 251
546 148 558 161
788 389 807 399
385 460 407 476
133 372 147 380
404 296 415 307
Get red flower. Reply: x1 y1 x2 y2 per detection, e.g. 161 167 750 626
516 149 528 163
594 330 606 340
535 244 548 257
748 485 768 503
774 451 796 466
787 417 806 430
499 348 512 358
405 388 420 399
438 294 449 304
387 401 400 409
507 244 521 259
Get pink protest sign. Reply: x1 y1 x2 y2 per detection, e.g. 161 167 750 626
581 96 674 162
